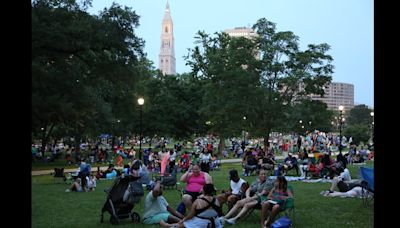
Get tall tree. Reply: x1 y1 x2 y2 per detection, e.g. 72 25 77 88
186 32 260 154
346 104 373 126
250 18 334 148
32 0 148 152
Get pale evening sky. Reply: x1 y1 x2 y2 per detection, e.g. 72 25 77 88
88 0 373 107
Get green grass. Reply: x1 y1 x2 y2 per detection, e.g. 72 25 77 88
32 162 373 228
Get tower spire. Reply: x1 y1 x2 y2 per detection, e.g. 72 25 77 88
166 0 170 12
159 0 176 75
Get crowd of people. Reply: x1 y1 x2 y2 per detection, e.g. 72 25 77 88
42 132 374 227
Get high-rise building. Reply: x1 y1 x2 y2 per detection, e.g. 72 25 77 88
159 0 176 75
224 27 260 60
224 27 258 39
309 82 354 111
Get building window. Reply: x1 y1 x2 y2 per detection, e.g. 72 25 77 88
165 26 169 33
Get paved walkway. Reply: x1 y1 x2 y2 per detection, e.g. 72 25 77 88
31 152 340 176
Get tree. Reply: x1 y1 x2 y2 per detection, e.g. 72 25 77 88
249 18 334 148
343 124 370 145
285 100 334 134
186 32 260 154
346 104 373 126
32 0 148 152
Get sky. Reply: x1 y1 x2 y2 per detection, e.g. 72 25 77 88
88 0 373 107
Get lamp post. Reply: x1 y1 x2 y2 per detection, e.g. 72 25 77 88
370 112 374 145
243 116 247 145
338 105 344 153
299 120 302 135
138 98 144 160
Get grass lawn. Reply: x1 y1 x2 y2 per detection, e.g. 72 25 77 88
32 162 374 228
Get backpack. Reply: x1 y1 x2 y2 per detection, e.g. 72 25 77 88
123 181 144 205
270 216 292 228
161 175 177 187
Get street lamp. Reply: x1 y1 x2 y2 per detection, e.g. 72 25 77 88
243 116 247 145
338 105 344 153
138 98 144 160
370 112 374 144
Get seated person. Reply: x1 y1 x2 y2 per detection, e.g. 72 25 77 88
178 151 190 172
180 164 213 211
210 154 220 171
224 169 275 225
282 153 299 176
243 151 258 176
217 170 248 211
142 181 184 227
328 167 361 193
261 176 293 227
175 184 223 228
199 150 212 173
298 151 309 177
65 177 84 192
86 174 97 191
258 153 276 171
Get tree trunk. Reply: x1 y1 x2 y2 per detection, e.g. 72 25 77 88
41 124 55 159
218 137 226 156
263 128 271 151
149 136 153 149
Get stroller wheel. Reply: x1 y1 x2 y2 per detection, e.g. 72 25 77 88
110 215 119 225
131 212 140 223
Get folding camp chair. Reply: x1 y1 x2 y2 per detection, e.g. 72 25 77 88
359 167 374 207
53 167 66 183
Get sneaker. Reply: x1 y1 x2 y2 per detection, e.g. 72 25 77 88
226 218 236 225
220 217 225 225
65 189 70 192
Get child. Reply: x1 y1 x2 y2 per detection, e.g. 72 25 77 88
261 176 293 227
86 175 97 191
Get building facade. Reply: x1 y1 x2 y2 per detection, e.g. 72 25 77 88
310 82 354 111
224 27 258 39
224 27 260 60
159 1 176 75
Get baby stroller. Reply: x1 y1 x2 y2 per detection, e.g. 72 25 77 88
100 175 144 225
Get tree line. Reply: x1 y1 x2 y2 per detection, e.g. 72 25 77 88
33 0 371 154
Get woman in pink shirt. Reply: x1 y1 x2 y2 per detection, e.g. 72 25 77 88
180 164 213 210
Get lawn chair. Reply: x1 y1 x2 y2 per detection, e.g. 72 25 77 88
53 168 66 183
359 167 374 207
281 185 295 223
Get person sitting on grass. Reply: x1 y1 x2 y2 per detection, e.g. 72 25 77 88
327 167 361 193
260 175 293 228
65 177 84 192
142 181 184 227
86 174 97 191
174 183 224 228
223 169 275 225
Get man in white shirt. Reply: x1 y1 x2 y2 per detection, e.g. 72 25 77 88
217 170 248 211
329 167 361 192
